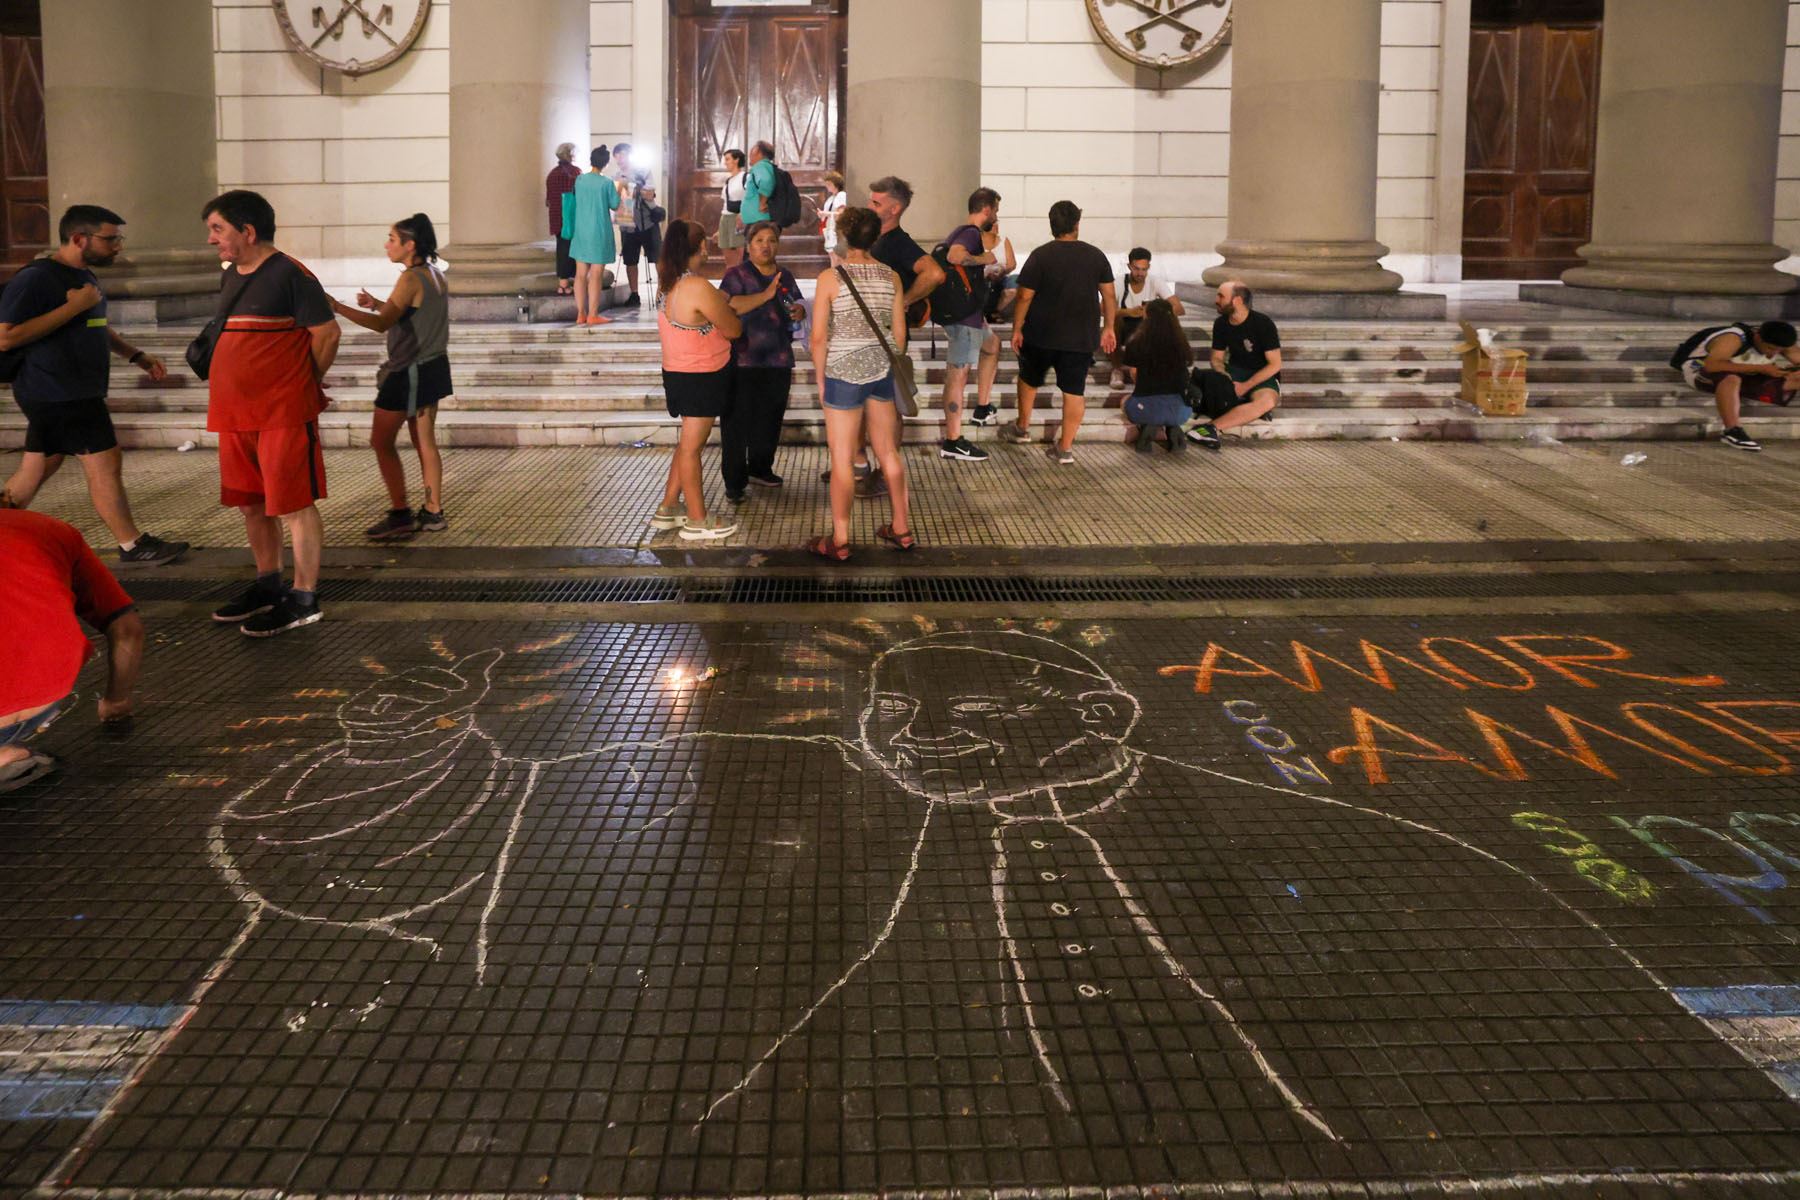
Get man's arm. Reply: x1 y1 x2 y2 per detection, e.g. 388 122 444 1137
97 610 144 722
1211 348 1227 373
947 241 995 268
1010 286 1036 353
0 284 100 352
1167 293 1186 317
106 329 167 382
308 320 341 379
905 255 945 308
1098 282 1119 355
1702 334 1784 376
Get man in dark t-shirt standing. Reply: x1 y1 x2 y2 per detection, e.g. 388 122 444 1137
1189 279 1281 449
200 190 341 638
999 200 1117 465
0 205 188 566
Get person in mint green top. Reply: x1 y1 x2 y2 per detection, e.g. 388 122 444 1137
562 145 620 326
739 140 779 227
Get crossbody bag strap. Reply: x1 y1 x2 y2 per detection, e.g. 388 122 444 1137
834 265 898 360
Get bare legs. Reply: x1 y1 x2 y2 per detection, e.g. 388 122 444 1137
864 399 910 537
240 503 322 592
942 365 969 442
661 416 716 523
370 408 445 513
1057 393 1087 453
1712 374 1742 429
5 448 143 546
1214 389 1279 432
575 262 610 324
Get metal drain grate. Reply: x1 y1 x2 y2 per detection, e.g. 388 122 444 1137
121 570 1797 607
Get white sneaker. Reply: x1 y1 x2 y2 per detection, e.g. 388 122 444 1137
678 514 739 541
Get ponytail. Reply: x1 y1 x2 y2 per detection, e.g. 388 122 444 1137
394 212 439 263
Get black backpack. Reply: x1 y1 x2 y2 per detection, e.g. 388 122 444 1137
766 166 802 229
925 226 990 327
0 260 64 384
1669 322 1753 370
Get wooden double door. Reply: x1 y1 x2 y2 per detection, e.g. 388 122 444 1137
1462 0 1604 279
671 0 844 243
0 0 45 280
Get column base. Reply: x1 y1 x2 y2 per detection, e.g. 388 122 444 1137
1519 283 1800 321
1203 239 1402 293
440 241 562 296
96 249 226 322
1561 243 1799 295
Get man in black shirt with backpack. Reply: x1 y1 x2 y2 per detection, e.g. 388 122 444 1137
0 205 189 566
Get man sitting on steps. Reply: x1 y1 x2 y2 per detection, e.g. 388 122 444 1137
1671 319 1800 452
1188 280 1280 449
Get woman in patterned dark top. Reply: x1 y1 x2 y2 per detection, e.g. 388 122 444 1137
717 222 802 501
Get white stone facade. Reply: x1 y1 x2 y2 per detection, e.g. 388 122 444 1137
209 0 1800 282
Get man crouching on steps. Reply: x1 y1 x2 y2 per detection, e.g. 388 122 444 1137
199 190 340 637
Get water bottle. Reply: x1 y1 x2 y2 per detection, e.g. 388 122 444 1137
516 290 530 324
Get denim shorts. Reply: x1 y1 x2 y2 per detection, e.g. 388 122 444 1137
944 322 989 368
0 694 72 748
822 373 895 411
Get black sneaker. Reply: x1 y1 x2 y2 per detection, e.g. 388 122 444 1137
1185 422 1222 449
940 437 989 461
414 507 448 533
748 472 783 488
1722 427 1762 452
365 509 417 540
725 489 746 504
117 532 190 567
968 404 998 426
212 583 282 623
241 592 322 638
626 292 642 307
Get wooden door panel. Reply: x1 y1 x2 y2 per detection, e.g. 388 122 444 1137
0 34 45 270
1462 18 1601 279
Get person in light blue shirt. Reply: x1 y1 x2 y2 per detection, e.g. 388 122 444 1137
740 140 779 227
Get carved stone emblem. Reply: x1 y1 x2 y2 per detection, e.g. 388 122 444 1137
1086 0 1232 71
272 0 432 77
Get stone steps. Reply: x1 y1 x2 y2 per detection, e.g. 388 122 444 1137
38 404 1794 450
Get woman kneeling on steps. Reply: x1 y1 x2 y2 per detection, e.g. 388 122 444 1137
1121 298 1193 454
332 213 451 540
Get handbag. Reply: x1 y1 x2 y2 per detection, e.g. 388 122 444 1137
186 266 254 381
835 266 918 418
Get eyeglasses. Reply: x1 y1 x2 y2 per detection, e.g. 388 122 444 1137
86 233 125 245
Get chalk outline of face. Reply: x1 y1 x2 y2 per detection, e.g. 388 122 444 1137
859 632 1141 804
336 649 503 737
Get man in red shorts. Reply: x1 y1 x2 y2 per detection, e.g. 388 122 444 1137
200 190 341 636
0 507 144 792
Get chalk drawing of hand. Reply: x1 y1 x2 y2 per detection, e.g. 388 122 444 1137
213 647 537 973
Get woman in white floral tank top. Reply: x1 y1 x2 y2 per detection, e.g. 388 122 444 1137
807 206 915 560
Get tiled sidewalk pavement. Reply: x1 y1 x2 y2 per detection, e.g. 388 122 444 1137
3 613 1800 1196
17 440 1800 551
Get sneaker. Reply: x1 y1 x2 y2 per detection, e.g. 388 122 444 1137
940 437 989 462
1722 427 1762 452
240 592 322 638
414 507 448 533
1045 445 1075 466
968 404 998 427
998 422 1032 444
648 501 687 531
212 582 282 624
1185 421 1222 449
117 532 190 567
748 472 784 488
364 508 417 540
820 462 874 484
678 514 738 541
854 469 889 499
625 292 642 307
725 489 746 504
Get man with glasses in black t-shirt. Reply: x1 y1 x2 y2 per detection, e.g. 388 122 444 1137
0 205 188 566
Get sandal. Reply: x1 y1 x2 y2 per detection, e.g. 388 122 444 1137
876 524 917 552
807 534 852 562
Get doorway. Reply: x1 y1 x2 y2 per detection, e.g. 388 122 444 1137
0 0 44 279
1462 0 1603 280
669 0 844 256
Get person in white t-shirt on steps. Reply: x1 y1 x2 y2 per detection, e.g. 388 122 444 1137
1109 247 1183 389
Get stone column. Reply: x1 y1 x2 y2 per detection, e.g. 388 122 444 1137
445 0 590 294
1563 0 1793 295
1203 0 1400 292
846 0 980 241
42 0 220 300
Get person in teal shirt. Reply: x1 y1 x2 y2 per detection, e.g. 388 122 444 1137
740 140 779 227
562 146 620 325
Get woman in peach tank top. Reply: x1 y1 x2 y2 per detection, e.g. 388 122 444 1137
652 219 742 541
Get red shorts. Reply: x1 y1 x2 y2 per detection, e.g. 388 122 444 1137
219 423 327 516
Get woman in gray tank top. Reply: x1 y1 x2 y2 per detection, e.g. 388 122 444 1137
331 213 454 540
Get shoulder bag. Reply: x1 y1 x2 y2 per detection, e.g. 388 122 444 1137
835 266 918 418
186 265 256 381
